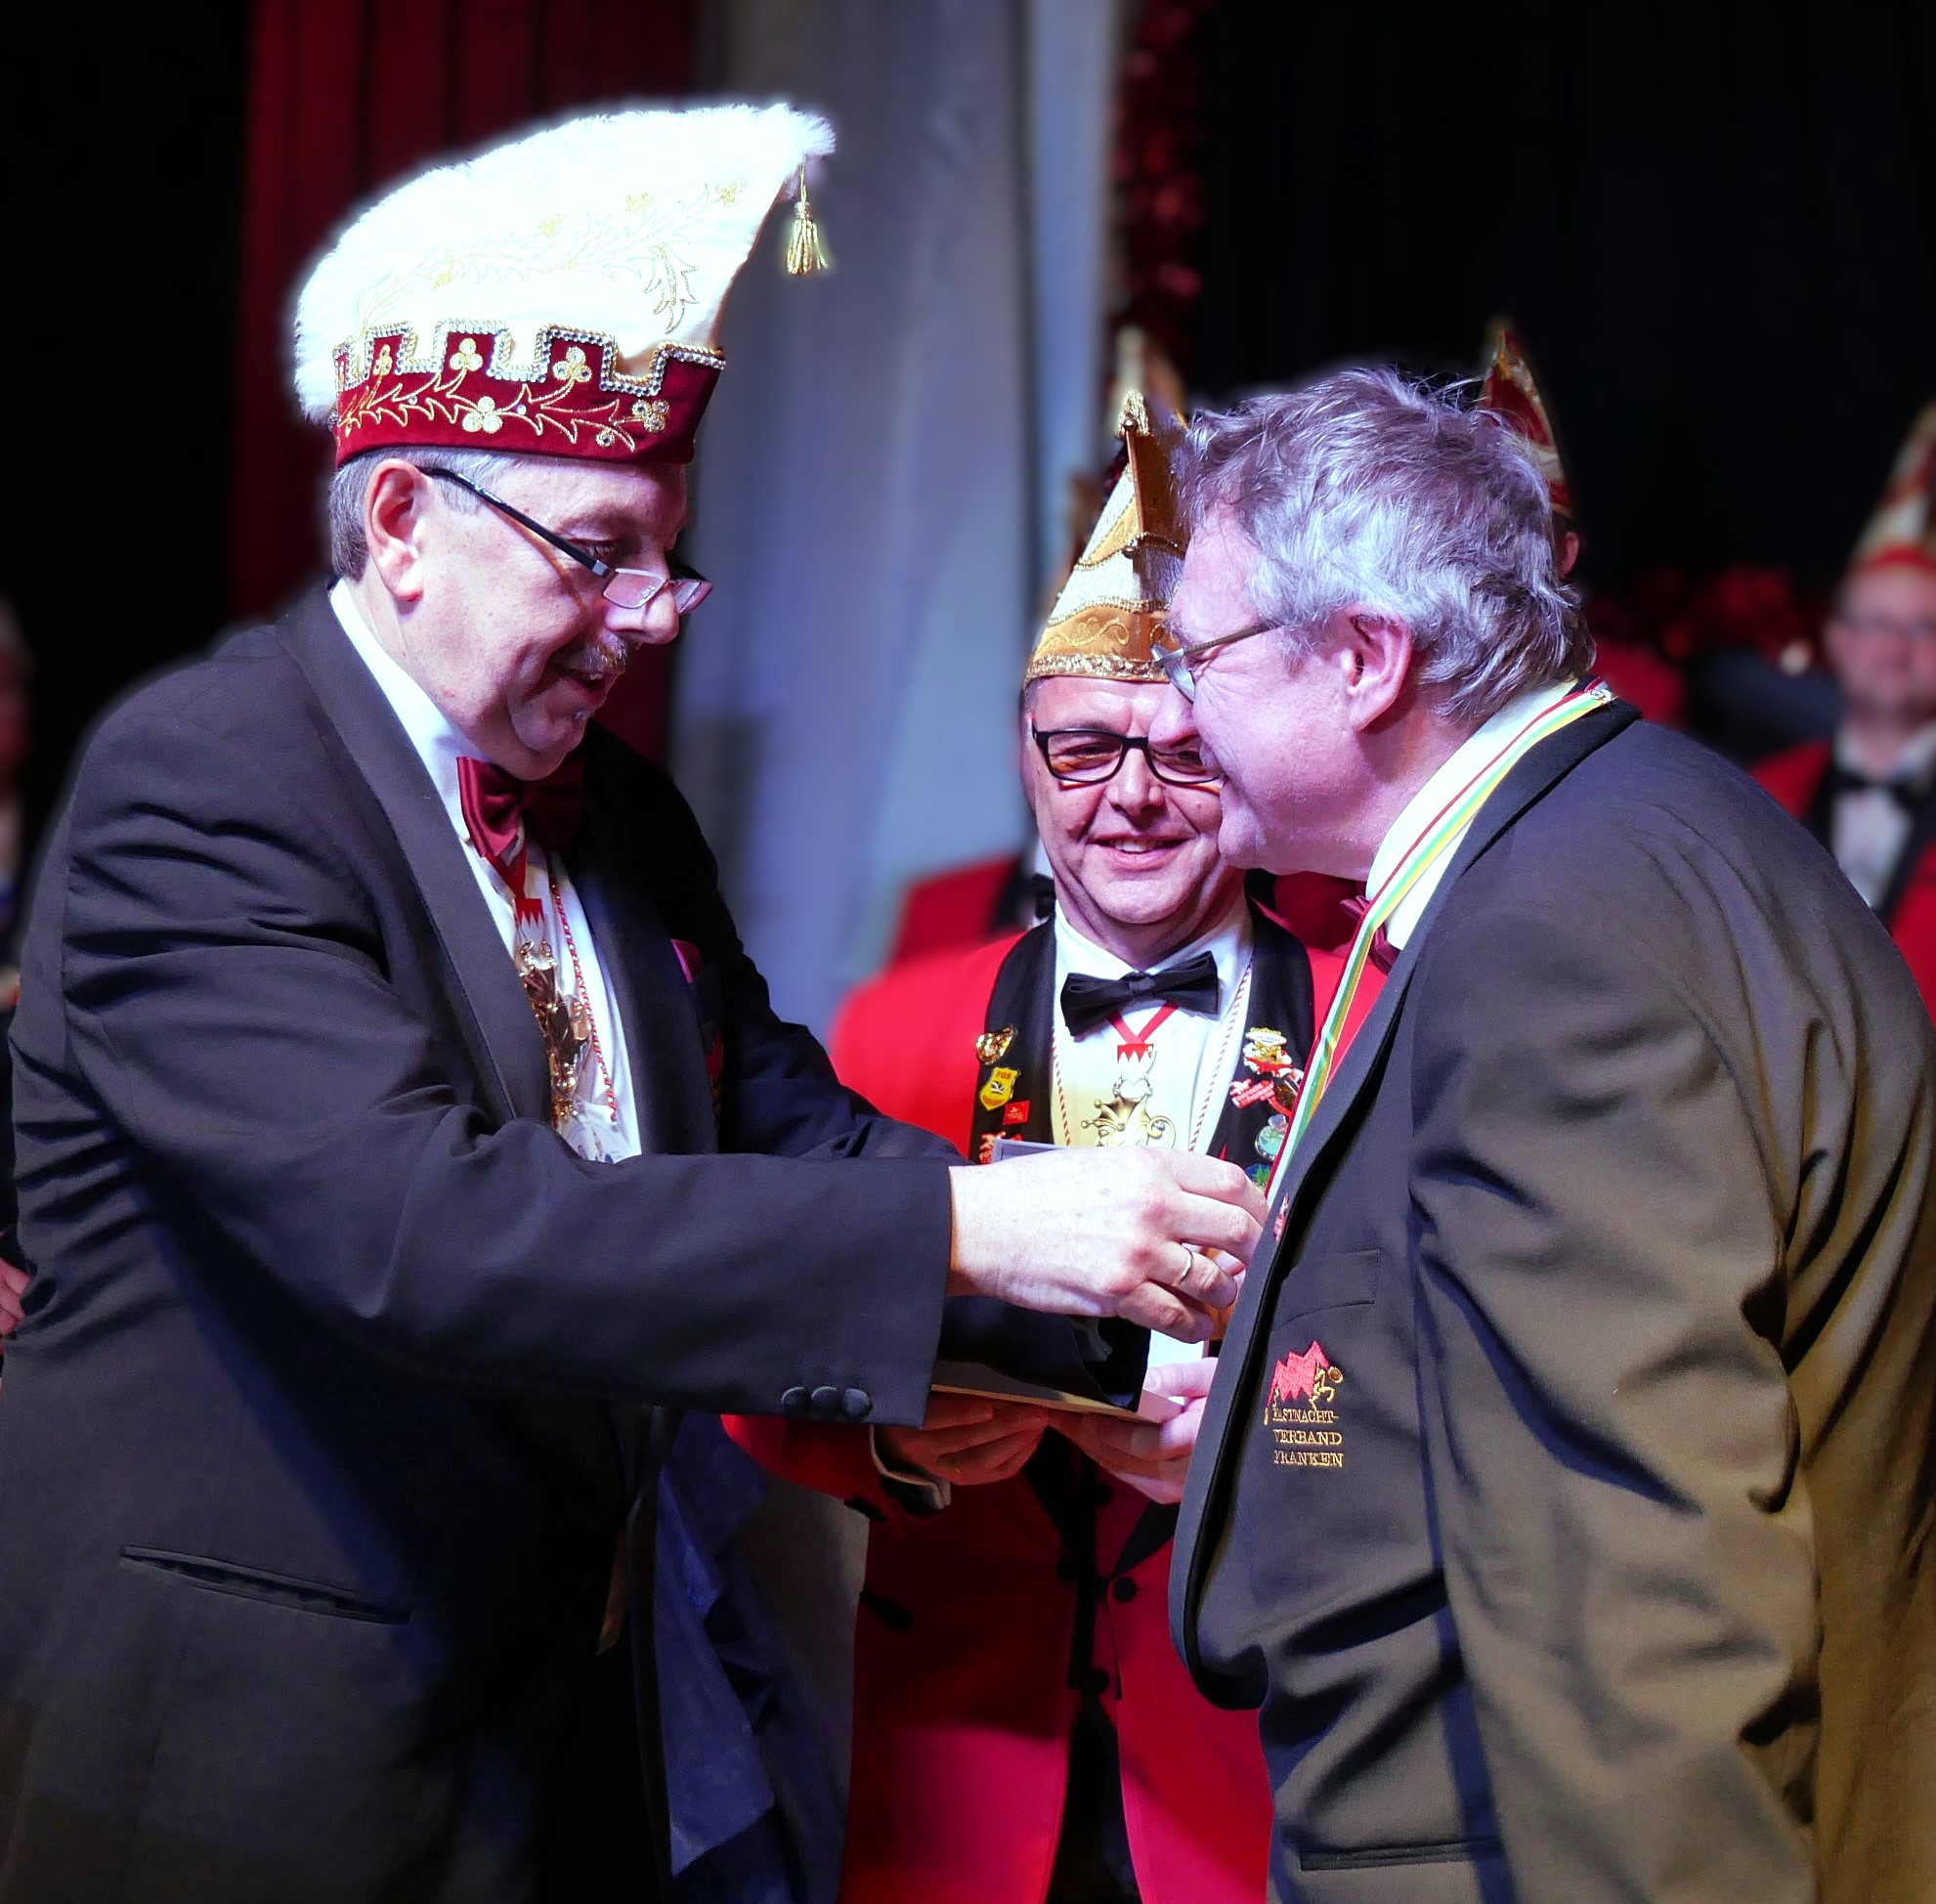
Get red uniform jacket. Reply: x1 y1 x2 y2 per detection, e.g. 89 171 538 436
728 912 1337 1904
1753 739 1936 1013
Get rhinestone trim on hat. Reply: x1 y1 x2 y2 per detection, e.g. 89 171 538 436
331 324 722 458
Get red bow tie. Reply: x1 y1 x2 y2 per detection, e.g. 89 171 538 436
456 753 585 927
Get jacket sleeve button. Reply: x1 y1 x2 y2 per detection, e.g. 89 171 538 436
809 1384 842 1417
780 1386 810 1417
841 1387 873 1421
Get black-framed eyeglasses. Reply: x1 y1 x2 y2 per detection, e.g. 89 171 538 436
1031 726 1221 789
1154 619 1281 701
418 466 711 615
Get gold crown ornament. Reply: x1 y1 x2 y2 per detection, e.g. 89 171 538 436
1026 390 1188 685
293 105 834 468
1848 403 1936 577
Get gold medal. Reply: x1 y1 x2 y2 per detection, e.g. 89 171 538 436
515 938 592 1136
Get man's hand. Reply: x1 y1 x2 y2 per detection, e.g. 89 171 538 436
947 1148 1264 1341
1059 1359 1218 1504
879 1394 1049 1488
0 1258 25 1341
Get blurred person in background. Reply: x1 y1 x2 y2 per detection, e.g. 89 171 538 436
1756 404 1936 1009
0 109 1265 1904
1155 367 1936 1904
730 395 1316 1904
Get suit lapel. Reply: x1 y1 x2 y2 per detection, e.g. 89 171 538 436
1173 699 1641 1658
967 924 1056 1159
569 742 716 1156
1259 697 1641 1288
1203 906 1317 1186
1874 791 1936 930
278 592 550 1127
1802 753 1837 852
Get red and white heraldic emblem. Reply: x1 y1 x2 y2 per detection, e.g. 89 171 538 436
1263 1339 1347 1468
1266 1340 1341 1411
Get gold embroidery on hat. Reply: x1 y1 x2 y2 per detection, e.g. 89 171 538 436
333 325 720 453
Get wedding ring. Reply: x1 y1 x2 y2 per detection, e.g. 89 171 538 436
1177 1241 1202 1289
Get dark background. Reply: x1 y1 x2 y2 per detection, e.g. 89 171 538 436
2 4 254 833
1188 0 1936 596
6 0 1934 831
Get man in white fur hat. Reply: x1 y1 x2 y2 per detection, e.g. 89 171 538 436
0 107 1261 1903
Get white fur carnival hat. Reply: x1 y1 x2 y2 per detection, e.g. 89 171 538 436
293 104 834 467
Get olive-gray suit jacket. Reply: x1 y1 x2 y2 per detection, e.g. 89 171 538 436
1174 703 1936 1903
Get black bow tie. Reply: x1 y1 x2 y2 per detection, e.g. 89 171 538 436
1825 761 1928 816
1060 951 1222 1038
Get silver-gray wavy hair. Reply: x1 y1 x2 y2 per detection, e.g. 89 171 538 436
1183 367 1592 727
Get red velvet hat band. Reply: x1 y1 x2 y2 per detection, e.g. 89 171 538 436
330 327 722 467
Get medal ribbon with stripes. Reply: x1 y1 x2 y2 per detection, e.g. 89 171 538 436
1264 679 1613 1209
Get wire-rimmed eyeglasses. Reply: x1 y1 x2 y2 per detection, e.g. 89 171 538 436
1031 726 1222 789
1153 619 1281 701
418 466 711 616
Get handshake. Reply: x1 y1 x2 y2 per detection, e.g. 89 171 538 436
945 1147 1268 1342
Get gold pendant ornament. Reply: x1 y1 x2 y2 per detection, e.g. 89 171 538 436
975 1025 1017 1066
515 938 592 1136
784 166 830 276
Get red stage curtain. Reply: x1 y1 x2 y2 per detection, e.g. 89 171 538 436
230 0 697 759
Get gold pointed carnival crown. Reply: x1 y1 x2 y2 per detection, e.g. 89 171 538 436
1026 390 1188 685
1478 322 1573 524
1849 402 1936 577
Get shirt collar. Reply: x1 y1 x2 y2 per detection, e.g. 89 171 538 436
1053 887 1251 1010
1363 676 1581 950
1365 677 1580 900
1834 721 1936 787
329 580 482 829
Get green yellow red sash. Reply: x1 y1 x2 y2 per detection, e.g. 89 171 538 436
1269 679 1613 1199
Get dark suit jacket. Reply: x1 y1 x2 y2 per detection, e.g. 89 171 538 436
0 593 961 1902
1173 705 1936 1904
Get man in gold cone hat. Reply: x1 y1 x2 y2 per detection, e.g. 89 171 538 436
1756 402 1936 1012
731 389 1315 1904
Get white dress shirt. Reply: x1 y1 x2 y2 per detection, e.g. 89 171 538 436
1829 724 1936 908
876 892 1254 1499
329 583 639 1160
1364 677 1583 954
1051 894 1253 1363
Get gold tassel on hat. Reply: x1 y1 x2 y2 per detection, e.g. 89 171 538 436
784 166 830 276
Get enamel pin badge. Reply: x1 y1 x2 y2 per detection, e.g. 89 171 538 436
978 1066 1020 1112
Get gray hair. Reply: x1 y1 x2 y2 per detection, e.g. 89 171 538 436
1183 367 1591 727
326 446 549 579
